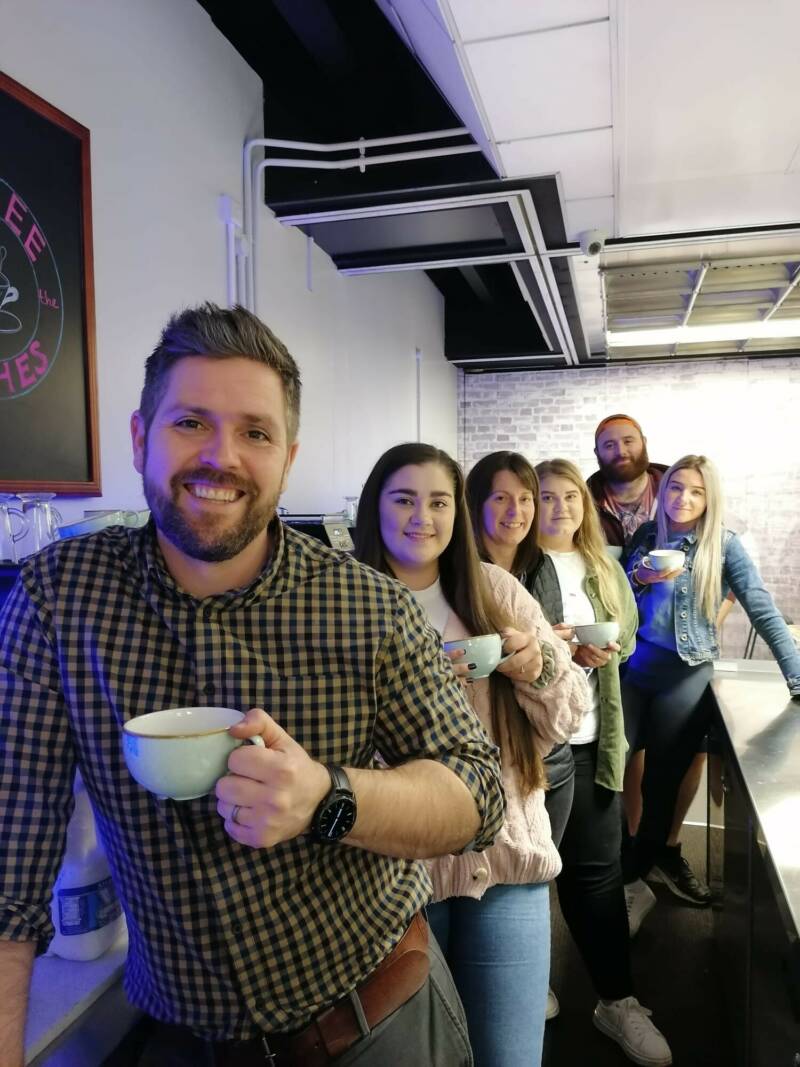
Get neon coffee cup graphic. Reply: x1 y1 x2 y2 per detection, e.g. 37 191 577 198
0 180 65 398
0 247 22 334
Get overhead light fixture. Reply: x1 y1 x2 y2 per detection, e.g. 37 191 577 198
607 319 800 348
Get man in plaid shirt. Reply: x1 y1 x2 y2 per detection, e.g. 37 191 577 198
0 304 506 1066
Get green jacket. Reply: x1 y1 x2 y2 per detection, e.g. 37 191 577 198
530 558 637 791
584 563 637 791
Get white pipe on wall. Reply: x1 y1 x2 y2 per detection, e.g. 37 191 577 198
241 129 476 314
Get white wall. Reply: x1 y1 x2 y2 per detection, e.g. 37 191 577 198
1 0 457 523
253 212 455 512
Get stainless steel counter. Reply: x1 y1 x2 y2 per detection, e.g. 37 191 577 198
711 659 800 941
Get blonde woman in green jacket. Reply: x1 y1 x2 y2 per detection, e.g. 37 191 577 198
533 458 672 1067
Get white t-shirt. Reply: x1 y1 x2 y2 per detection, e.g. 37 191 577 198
545 549 600 744
410 578 451 637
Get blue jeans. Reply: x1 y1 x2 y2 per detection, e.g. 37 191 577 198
427 882 550 1067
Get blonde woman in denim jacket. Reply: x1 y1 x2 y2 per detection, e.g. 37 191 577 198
622 455 800 916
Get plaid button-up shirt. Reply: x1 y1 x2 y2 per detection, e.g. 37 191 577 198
0 521 504 1037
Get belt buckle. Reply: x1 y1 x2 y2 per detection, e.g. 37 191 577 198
260 1034 279 1065
347 990 371 1039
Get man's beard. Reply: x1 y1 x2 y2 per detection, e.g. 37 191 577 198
599 444 650 484
143 465 279 562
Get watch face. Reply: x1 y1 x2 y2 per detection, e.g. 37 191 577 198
317 797 356 840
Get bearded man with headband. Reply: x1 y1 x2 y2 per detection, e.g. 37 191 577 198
587 415 668 551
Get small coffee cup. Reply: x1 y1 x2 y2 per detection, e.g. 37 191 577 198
647 549 686 573
122 706 265 801
573 621 620 647
443 633 513 679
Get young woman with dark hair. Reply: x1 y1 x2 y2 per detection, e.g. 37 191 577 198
353 442 588 1067
466 452 574 848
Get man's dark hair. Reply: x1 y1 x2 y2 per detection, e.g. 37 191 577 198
138 303 302 440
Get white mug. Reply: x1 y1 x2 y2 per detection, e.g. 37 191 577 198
443 633 513 679
122 706 265 801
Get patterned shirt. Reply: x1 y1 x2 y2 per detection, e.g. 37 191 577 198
602 480 657 546
0 521 504 1038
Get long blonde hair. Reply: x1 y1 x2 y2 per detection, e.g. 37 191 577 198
656 454 723 623
535 458 622 618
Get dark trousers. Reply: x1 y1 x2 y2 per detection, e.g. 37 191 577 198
135 933 472 1067
556 742 633 1001
543 742 575 849
621 643 713 880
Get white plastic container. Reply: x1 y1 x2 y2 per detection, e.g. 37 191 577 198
48 771 125 961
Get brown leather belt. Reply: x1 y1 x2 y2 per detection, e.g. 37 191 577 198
212 912 430 1066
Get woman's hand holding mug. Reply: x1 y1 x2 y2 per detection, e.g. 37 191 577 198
445 646 474 681
634 560 684 585
572 641 621 669
496 627 543 683
634 549 686 586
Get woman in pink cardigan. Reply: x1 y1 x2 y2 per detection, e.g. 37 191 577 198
353 442 588 1067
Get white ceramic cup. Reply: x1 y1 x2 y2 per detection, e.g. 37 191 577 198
443 633 513 679
573 620 621 647
647 549 686 573
122 706 265 800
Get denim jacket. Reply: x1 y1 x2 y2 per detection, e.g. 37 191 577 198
626 522 800 695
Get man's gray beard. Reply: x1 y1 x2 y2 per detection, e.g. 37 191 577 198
599 446 650 485
143 471 278 563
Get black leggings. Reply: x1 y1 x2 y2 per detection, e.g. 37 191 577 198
543 742 575 849
556 742 633 1001
621 642 713 879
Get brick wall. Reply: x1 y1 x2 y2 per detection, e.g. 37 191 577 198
458 356 800 663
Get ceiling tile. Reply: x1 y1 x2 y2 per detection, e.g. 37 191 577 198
499 127 613 199
447 0 609 41
622 0 800 184
564 196 615 241
621 171 800 236
464 21 611 139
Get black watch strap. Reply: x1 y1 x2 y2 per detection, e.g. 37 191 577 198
326 764 352 795
311 764 357 844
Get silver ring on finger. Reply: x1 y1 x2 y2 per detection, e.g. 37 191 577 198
231 805 242 826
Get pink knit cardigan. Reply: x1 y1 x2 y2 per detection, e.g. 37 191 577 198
428 563 590 901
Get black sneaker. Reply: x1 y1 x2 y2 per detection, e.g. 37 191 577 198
649 845 711 905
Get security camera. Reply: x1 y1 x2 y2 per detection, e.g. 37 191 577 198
579 229 608 257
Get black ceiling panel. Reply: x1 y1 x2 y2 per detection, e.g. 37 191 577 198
197 0 586 370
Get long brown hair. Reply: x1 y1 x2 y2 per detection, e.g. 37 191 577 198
354 442 545 794
466 451 542 576
535 458 622 618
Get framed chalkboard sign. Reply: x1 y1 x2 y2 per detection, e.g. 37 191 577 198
0 72 100 493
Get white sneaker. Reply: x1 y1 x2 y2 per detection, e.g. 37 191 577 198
546 986 559 1021
593 996 672 1065
625 878 656 938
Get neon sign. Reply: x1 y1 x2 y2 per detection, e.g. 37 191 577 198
0 180 64 399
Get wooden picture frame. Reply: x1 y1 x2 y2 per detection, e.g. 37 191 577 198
0 71 100 494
